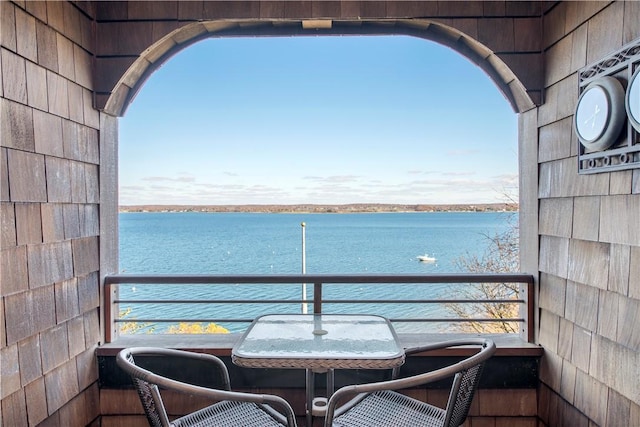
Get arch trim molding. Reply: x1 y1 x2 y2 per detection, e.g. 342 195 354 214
98 19 541 116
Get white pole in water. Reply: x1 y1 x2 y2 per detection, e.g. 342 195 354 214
301 222 307 314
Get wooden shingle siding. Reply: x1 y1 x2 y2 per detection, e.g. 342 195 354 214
538 118 573 163
56 33 75 80
41 203 66 242
44 358 79 414
46 69 70 118
1 1 18 52
556 318 574 362
597 290 621 342
630 246 640 300
36 20 60 73
539 198 573 238
539 235 570 278
15 202 42 245
62 203 81 239
538 309 561 353
617 297 640 350
32 286 57 335
585 2 624 65
567 239 609 290
4 290 35 344
2 245 28 294
537 2 640 424
574 369 608 425
1 343 21 398
24 376 48 425
1 99 33 151
539 272 566 317
539 157 611 198
608 243 631 295
68 82 85 124
600 195 640 246
41 324 71 373
609 170 634 195
571 196 600 241
33 111 63 156
25 60 47 110
45 156 72 202
8 150 46 201
1 1 102 424
1 201 17 246
623 1 640 43
55 279 81 324
565 279 599 330
77 272 100 313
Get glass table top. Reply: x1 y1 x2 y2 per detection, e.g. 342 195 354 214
232 314 405 370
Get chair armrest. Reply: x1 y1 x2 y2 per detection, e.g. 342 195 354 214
403 338 494 356
119 347 232 390
391 337 496 378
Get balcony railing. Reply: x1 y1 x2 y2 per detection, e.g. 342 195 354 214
104 273 535 343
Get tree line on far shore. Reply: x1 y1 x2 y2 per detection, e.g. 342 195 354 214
119 203 518 214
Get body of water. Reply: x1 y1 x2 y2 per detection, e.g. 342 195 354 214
119 211 516 333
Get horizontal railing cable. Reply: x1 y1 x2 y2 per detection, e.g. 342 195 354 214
113 317 525 324
115 298 525 304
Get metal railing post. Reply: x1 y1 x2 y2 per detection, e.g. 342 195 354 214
527 280 535 343
104 281 118 343
313 282 322 314
301 222 307 314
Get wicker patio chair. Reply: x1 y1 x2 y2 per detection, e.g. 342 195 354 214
323 338 496 427
117 347 297 427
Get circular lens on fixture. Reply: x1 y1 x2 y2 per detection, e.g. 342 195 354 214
574 76 626 152
626 67 640 133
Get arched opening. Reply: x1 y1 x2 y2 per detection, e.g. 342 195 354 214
113 33 524 335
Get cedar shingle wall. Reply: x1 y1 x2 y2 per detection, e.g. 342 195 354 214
1 1 100 425
537 2 640 426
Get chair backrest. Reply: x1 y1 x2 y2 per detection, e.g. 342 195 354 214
324 338 495 427
399 338 495 427
443 361 485 427
120 349 171 427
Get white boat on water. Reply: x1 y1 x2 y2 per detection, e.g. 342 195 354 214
417 254 436 262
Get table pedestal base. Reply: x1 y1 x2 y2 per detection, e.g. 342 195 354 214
306 368 334 426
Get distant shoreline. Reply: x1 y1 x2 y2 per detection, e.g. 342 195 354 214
119 203 518 214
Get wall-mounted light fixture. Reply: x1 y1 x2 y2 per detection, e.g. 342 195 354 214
576 38 640 174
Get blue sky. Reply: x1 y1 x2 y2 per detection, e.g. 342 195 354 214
119 35 518 206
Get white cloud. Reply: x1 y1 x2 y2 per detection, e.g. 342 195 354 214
142 176 196 183
120 170 518 205
441 171 476 177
